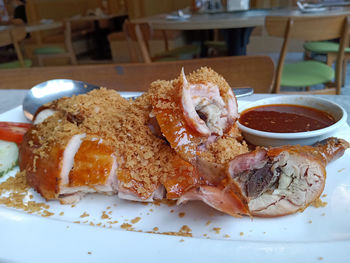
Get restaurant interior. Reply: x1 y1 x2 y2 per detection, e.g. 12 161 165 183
1 1 350 261
1 0 350 96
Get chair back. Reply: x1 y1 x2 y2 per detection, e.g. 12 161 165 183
265 15 350 94
123 19 169 63
26 0 96 46
62 20 77 65
266 15 346 41
0 26 27 67
0 56 274 93
123 19 152 63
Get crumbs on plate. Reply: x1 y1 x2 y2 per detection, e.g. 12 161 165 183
311 198 327 208
213 227 221 234
0 171 51 215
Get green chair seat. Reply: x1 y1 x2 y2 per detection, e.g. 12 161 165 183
281 61 334 87
0 59 32 69
304 41 350 54
34 47 66 55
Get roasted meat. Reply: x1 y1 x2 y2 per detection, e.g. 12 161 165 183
177 138 349 217
150 67 243 163
228 137 350 217
19 89 175 204
18 69 349 219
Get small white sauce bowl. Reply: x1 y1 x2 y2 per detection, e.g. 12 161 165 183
237 95 347 147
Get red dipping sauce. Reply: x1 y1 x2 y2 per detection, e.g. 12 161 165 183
239 104 336 133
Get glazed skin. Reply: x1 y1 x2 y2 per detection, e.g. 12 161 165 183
20 128 118 204
20 128 66 201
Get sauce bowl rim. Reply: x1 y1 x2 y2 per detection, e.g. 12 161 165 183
237 95 347 139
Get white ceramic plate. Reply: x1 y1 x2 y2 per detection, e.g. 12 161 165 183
1 104 350 262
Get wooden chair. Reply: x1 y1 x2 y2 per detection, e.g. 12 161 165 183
303 40 350 86
35 20 77 66
0 26 32 69
0 56 274 93
122 19 200 63
265 15 350 94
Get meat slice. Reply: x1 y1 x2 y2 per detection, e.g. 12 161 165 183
227 137 349 217
59 138 119 204
180 67 238 136
20 130 119 204
33 109 57 125
151 67 239 163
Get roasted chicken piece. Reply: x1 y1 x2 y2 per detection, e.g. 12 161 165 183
21 130 118 204
149 67 248 205
178 137 349 217
20 89 128 204
180 68 238 136
233 137 349 217
178 138 349 217
20 72 348 220
20 89 175 204
150 67 241 163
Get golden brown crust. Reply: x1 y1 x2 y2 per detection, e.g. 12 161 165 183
20 70 249 207
19 130 64 200
21 88 178 200
199 135 249 165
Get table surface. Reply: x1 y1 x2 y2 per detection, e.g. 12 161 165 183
25 21 63 33
66 13 126 22
1 90 349 124
132 7 350 30
0 21 63 33
0 12 127 34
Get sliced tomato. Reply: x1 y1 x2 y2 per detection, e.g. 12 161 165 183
0 122 32 144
